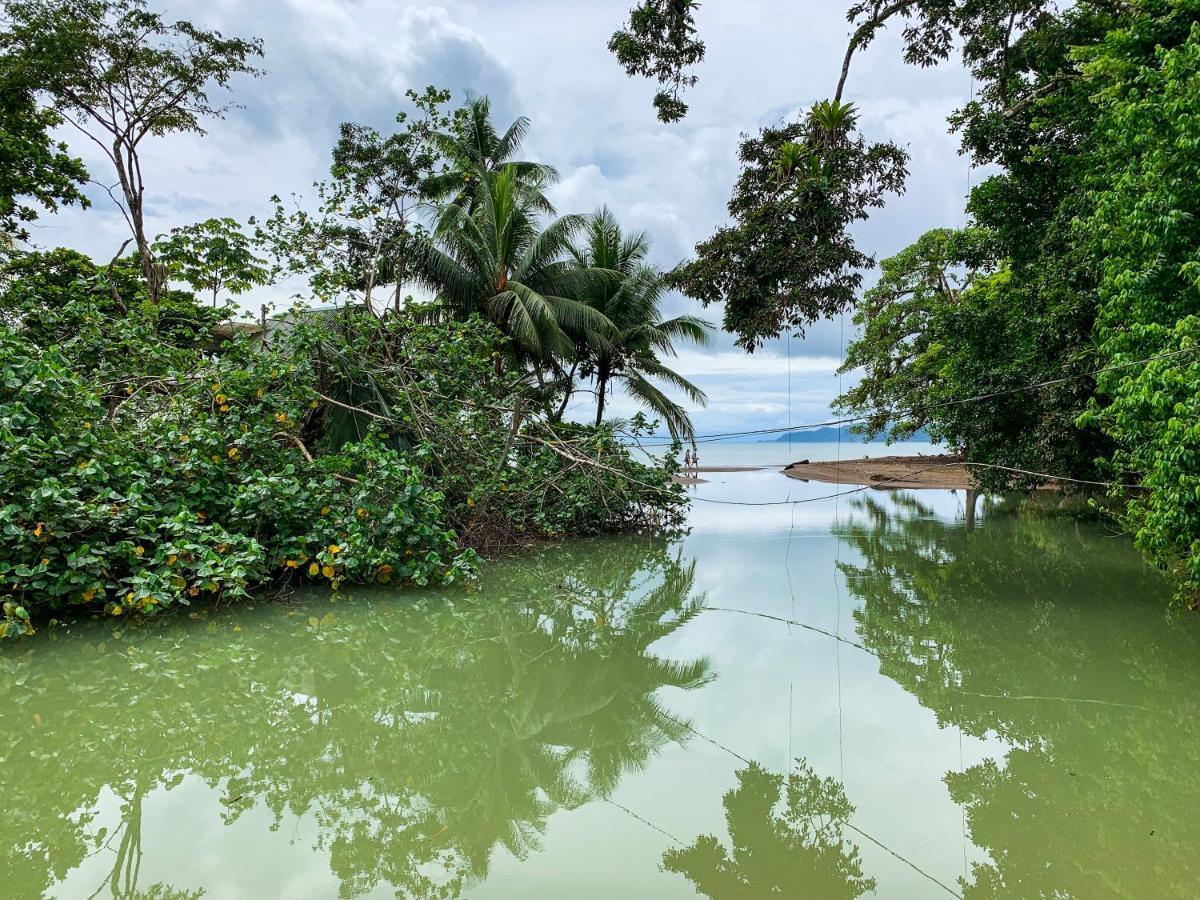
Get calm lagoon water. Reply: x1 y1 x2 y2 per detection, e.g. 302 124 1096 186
4 467 1199 899
634 438 939 469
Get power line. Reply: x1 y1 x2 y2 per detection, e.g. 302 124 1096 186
677 460 1142 508
633 344 1200 446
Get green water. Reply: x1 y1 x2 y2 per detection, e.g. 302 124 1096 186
4 471 1199 899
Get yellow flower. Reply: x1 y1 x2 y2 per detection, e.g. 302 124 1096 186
215 394 227 404
321 564 335 579
166 554 178 565
33 522 44 538
180 433 189 442
211 454 221 463
112 605 124 616
40 557 49 566
320 506 331 515
275 412 289 424
196 511 207 522
309 399 319 409
227 446 240 459
466 497 475 507
256 387 264 398
285 559 298 569
134 546 145 556
308 562 319 576
82 589 96 602
83 421 92 430
328 544 341 555
356 507 368 519
211 382 222 392
126 592 134 602
219 404 231 413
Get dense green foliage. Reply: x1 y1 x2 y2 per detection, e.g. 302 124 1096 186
620 0 1200 601
0 2 706 634
674 102 907 349
0 0 263 298
0 51 87 238
830 1 1200 595
1081 3 1200 601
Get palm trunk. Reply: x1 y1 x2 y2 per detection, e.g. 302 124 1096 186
595 362 610 426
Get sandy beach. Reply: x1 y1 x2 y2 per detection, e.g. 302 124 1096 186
782 454 974 490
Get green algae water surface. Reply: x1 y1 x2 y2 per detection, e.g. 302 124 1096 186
3 469 1198 898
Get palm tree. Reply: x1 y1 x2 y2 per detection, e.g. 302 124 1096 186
425 95 558 214
413 165 612 363
567 207 711 440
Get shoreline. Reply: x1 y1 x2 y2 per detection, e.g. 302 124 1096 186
672 464 764 485
782 454 975 490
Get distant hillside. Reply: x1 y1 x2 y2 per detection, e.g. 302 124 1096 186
761 426 930 443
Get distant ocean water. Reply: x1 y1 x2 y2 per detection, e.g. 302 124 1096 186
630 439 940 469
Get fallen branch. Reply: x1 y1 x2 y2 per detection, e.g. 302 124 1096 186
273 432 359 484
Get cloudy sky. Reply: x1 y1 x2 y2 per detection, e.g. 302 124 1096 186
33 0 973 436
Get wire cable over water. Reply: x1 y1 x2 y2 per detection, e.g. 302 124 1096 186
633 344 1200 445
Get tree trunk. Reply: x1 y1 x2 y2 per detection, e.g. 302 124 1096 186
112 138 163 302
595 364 609 426
552 361 579 422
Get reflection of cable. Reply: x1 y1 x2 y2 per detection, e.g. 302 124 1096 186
703 605 874 654
605 798 683 845
959 726 969 883
663 708 963 898
661 710 752 766
835 308 846 783
843 821 964 899
702 605 1167 714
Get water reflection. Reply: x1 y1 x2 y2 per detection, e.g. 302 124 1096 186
5 485 1199 898
839 494 1200 898
0 538 710 899
663 759 875 898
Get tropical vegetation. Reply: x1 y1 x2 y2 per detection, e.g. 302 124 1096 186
611 0 1200 607
0 0 710 637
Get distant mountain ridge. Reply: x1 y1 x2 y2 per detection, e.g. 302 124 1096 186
760 426 930 443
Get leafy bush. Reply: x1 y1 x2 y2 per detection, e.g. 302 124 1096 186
0 325 471 637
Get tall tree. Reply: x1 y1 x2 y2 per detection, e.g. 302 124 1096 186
0 0 262 299
608 0 705 123
153 217 268 307
1080 0 1200 605
424 94 557 214
257 87 457 316
414 164 612 363
567 207 710 439
672 101 907 349
0 51 88 239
